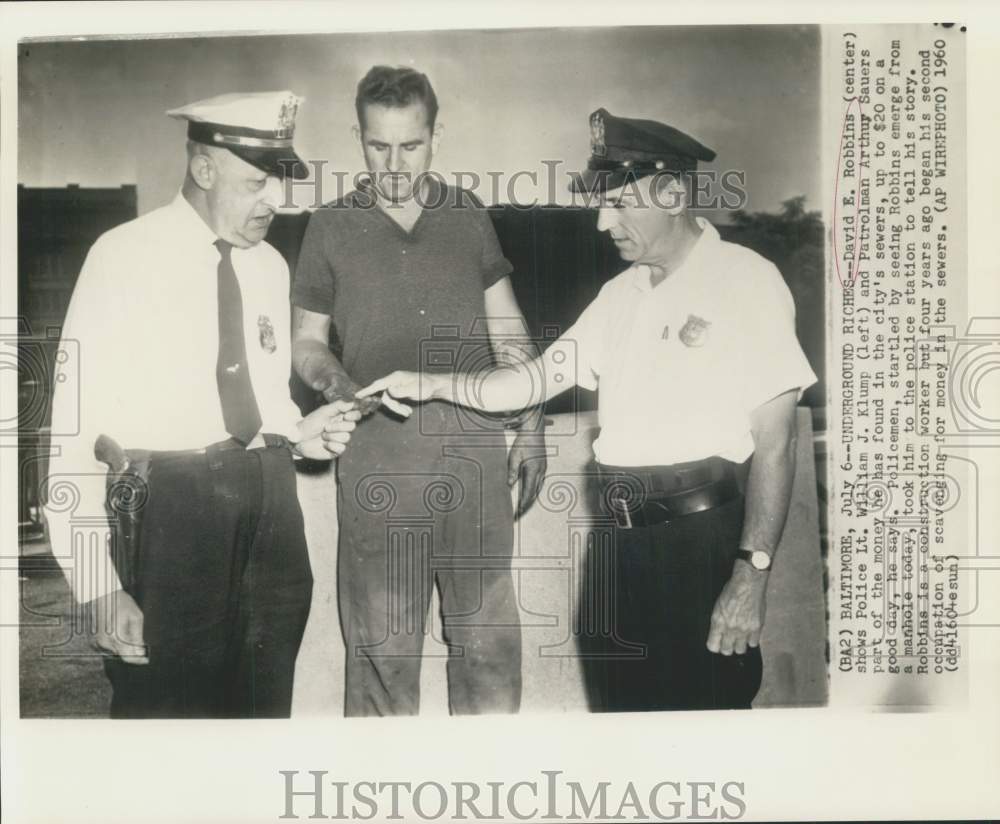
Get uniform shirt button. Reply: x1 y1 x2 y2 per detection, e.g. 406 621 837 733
419 309 426 315
402 249 407 254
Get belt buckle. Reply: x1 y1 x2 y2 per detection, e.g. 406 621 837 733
612 496 633 529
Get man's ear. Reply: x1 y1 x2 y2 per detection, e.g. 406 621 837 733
352 123 363 155
431 121 444 156
188 151 216 191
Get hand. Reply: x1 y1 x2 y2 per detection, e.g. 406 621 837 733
356 371 444 418
507 432 547 518
295 400 360 459
296 429 354 460
706 561 768 656
92 590 148 664
310 375 381 417
298 399 361 442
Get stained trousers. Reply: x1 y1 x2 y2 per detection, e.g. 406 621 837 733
104 441 313 718
590 495 763 712
336 428 521 716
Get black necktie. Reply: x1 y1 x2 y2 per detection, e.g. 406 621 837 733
214 239 262 444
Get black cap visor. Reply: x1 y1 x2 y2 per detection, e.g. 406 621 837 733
569 158 693 195
226 145 310 180
187 121 309 180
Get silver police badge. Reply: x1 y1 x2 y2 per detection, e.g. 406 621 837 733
590 111 606 157
258 314 277 353
679 314 711 347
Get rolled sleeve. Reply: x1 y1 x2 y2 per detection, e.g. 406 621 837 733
291 212 335 315
473 203 513 290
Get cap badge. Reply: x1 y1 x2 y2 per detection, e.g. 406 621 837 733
679 314 711 347
590 111 606 158
258 314 277 353
276 96 298 137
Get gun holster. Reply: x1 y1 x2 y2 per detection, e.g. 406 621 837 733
102 450 152 595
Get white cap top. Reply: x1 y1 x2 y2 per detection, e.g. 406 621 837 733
166 90 304 136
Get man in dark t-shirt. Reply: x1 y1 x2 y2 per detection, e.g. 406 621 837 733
291 66 546 715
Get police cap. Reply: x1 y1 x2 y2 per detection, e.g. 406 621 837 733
570 107 715 194
167 91 309 180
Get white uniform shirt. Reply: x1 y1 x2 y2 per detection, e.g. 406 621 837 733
563 218 817 467
45 192 303 603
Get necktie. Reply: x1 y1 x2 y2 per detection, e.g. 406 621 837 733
214 239 262 444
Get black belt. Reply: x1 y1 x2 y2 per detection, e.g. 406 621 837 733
128 434 290 466
596 457 742 529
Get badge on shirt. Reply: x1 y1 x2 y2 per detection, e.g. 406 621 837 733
258 315 277 353
679 314 711 347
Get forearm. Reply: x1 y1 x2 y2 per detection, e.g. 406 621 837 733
491 338 545 433
739 432 797 557
432 360 544 413
293 340 357 398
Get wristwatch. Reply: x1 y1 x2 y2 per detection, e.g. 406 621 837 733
736 549 772 571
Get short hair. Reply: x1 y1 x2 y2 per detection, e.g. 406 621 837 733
355 65 439 130
185 139 212 160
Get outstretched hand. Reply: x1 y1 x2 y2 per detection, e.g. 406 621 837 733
356 371 442 418
311 377 381 417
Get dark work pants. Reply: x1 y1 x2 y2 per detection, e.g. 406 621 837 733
336 416 521 717
104 442 313 718
593 496 763 712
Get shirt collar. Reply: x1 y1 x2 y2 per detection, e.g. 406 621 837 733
351 174 447 212
168 190 224 250
630 216 719 293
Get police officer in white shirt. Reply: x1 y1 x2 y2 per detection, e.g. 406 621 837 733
45 91 360 718
359 108 817 711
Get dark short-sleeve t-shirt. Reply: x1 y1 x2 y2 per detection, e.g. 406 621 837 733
292 180 513 387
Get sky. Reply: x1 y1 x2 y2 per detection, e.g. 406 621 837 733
18 25 820 219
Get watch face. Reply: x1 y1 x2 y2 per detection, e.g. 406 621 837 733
751 551 771 570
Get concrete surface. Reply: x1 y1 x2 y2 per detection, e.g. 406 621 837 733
291 409 827 715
